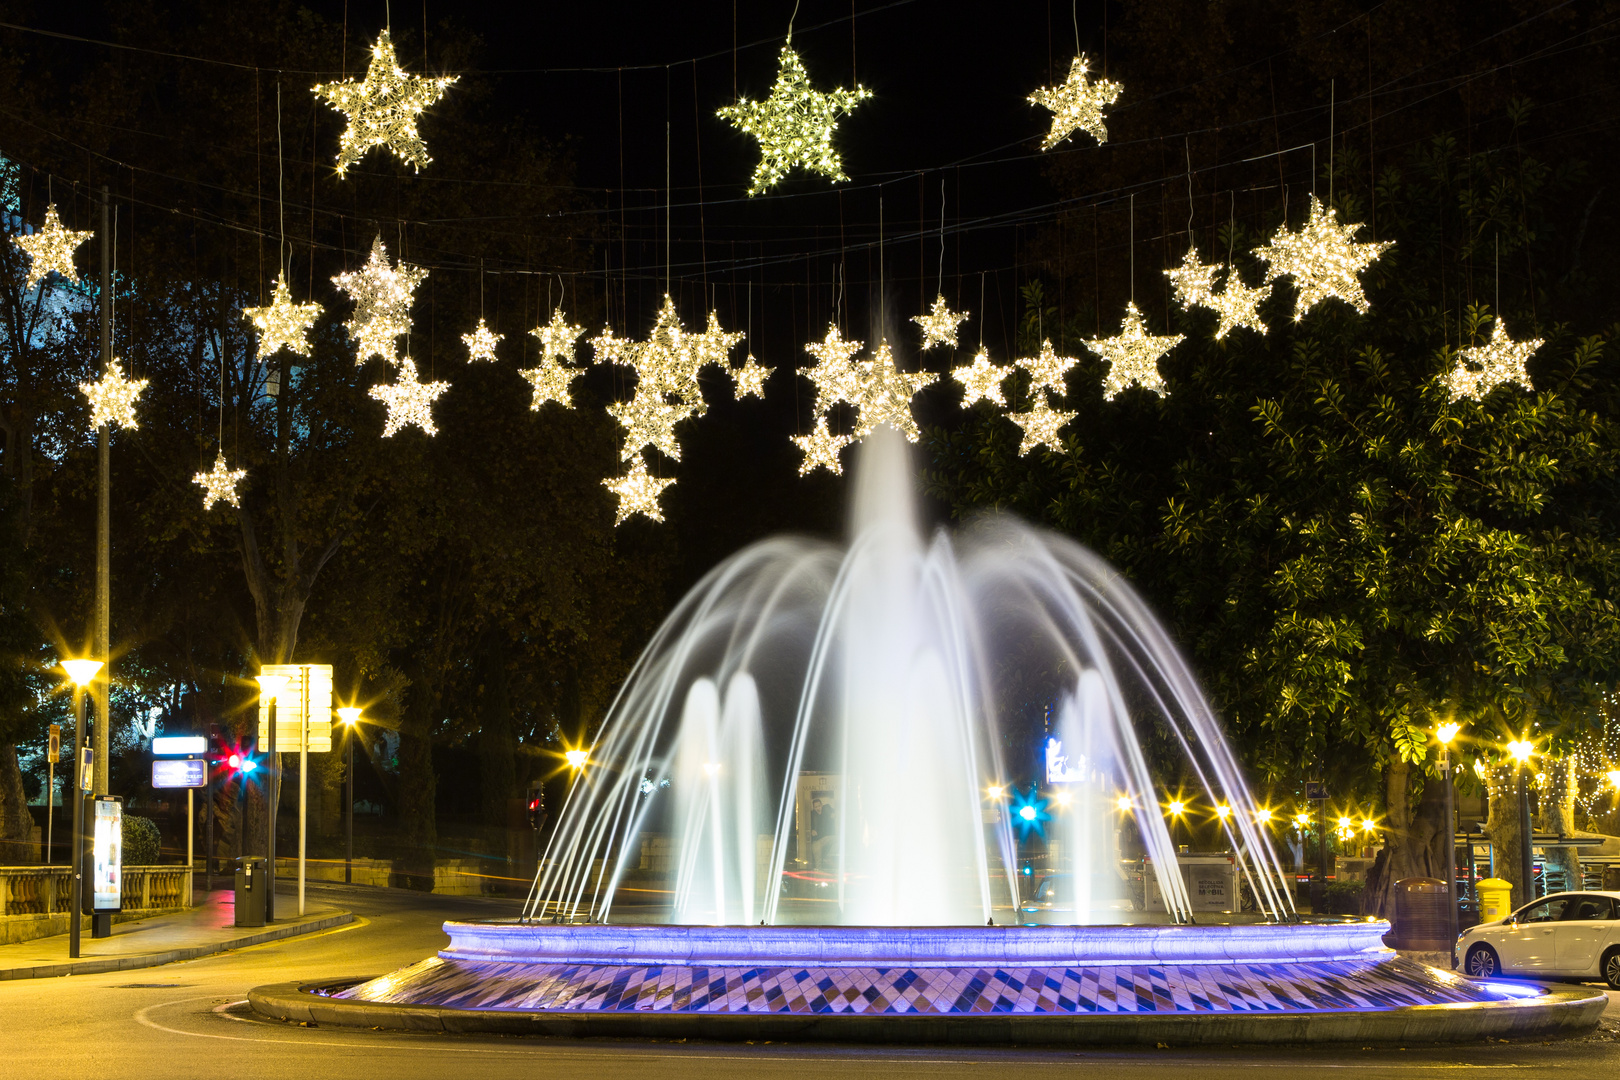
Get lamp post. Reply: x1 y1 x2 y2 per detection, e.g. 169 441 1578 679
1507 738 1535 905
60 659 102 959
1435 722 1461 960
255 673 289 922
337 707 361 885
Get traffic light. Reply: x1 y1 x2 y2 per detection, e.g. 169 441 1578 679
527 780 546 831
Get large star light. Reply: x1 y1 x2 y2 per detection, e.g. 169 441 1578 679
953 349 1007 407
717 45 871 196
1253 195 1392 319
13 204 93 290
193 452 248 511
313 30 457 177
1086 303 1183 401
1029 54 1123 150
792 415 854 475
462 318 502 362
332 236 426 364
802 324 864 414
244 273 322 359
1443 319 1542 401
80 359 148 431
605 458 675 525
913 294 968 351
369 356 449 436
1009 401 1078 456
848 340 936 441
732 354 773 399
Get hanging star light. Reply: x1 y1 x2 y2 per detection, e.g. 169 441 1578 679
1443 319 1543 401
1206 272 1272 339
1164 248 1220 311
732 354 773 399
1028 54 1123 151
1253 195 1393 319
716 44 871 196
802 324 864 414
369 356 449 436
1086 302 1183 401
792 415 854 475
953 349 1007 407
605 457 675 525
193 452 248 511
13 204 94 290
79 359 148 430
532 307 585 364
608 395 697 462
1008 401 1078 456
332 236 426 364
312 29 457 177
912 294 967 351
1016 338 1081 399
244 273 323 359
520 308 585 409
462 318 502 363
847 340 936 441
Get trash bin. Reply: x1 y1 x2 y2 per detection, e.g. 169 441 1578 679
1605 866 1620 892
234 856 267 928
1476 877 1513 923
1389 877 1450 951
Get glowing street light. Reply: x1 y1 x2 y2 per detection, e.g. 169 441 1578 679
1361 818 1378 835
1294 811 1311 830
1254 807 1274 825
1018 804 1038 822
61 659 104 687
59 657 103 961
1507 739 1534 764
1436 721 1461 745
336 707 362 726
1608 769 1620 791
1214 803 1233 822
565 749 589 770
1337 815 1353 831
1115 794 1133 813
335 707 362 884
986 784 1005 799
1166 800 1185 818
255 673 290 701
1052 790 1072 807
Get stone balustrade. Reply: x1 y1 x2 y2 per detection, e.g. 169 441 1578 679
0 865 191 916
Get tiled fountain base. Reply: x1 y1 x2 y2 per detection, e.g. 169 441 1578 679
337 953 1494 1016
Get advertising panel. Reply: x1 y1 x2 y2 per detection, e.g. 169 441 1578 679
91 796 123 913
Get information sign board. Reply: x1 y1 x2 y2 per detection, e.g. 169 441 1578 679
152 735 207 757
152 758 208 789
255 664 333 752
91 796 122 913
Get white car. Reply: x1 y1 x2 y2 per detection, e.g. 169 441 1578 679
1457 890 1620 988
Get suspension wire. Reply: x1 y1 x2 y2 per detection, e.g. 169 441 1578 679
937 177 947 296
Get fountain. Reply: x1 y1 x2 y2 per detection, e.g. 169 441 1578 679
253 428 1608 1044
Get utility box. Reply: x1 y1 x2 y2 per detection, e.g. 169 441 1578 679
1476 877 1513 922
234 856 267 927
1142 855 1240 913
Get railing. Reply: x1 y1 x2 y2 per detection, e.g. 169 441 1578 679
0 866 190 916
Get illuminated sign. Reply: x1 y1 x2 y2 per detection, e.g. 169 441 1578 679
91 797 122 913
152 758 208 789
152 735 207 756
1044 736 1086 784
255 664 334 752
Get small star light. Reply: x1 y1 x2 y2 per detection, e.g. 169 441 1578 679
848 340 936 441
532 307 585 364
1164 248 1220 310
13 204 94 290
732 354 773 399
313 29 457 177
462 318 502 363
1443 319 1543 401
1253 195 1393 319
369 356 449 436
716 45 871 196
520 308 585 409
332 236 426 364
79 359 148 430
1206 273 1272 339
1009 402 1078 456
802 324 864 414
913 294 968 351
193 452 247 511
244 273 322 359
792 415 854 475
605 458 675 525
1016 339 1081 398
1086 303 1184 401
1028 54 1123 151
953 349 1008 407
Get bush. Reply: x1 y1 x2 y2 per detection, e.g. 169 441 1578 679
1321 879 1366 915
122 815 161 865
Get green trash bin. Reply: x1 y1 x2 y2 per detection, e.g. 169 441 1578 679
234 857 267 927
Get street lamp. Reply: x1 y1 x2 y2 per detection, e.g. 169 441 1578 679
1435 722 1461 957
60 659 102 960
255 673 289 921
336 707 361 885
1166 799 1187 851
1115 794 1133 814
565 749 589 771
1507 737 1536 905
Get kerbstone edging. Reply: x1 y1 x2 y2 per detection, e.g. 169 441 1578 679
0 911 353 981
247 978 1609 1046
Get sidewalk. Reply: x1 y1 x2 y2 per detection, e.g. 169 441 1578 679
0 887 352 980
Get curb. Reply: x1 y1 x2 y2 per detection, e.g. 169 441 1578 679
0 912 354 981
248 977 1608 1046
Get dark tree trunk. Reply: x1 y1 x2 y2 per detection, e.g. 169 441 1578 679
1484 763 1531 907
1363 758 1449 917
0 744 36 863
397 673 437 886
479 641 516 831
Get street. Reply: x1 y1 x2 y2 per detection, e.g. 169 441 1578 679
3 882 1619 1078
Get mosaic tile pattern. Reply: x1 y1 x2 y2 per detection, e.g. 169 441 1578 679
337 954 1494 1015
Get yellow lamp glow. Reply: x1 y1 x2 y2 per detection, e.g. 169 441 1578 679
1362 818 1378 834
1294 812 1311 829
1215 804 1233 821
1507 739 1534 764
565 749 589 770
61 659 103 687
1167 800 1185 817
1337 816 1353 830
1607 769 1620 790
1116 795 1133 813
1473 758 1487 779
336 707 362 726
987 785 1005 799
702 762 722 778
255 673 291 702
1436 722 1460 745
1053 790 1072 807
1254 807 1274 824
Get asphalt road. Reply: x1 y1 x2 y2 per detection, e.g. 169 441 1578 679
8 881 1620 1079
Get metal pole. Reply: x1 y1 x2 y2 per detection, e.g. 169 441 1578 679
1442 748 1458 966
205 771 214 890
68 687 85 959
94 185 110 800
299 667 308 917
266 697 277 922
1517 767 1534 904
345 724 354 885
1315 800 1328 914
46 759 53 864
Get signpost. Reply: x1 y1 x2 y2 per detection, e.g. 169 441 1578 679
153 740 207 908
46 724 60 864
257 664 332 918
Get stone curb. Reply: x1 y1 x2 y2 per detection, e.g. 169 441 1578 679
248 977 1608 1046
0 912 354 981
